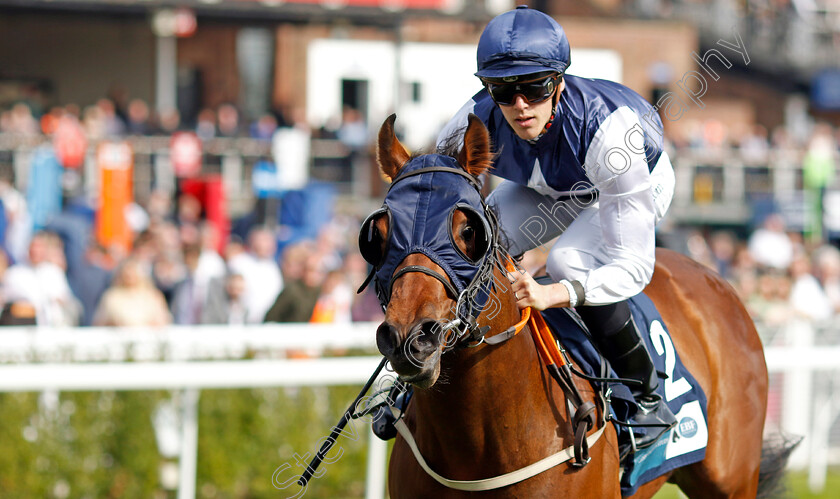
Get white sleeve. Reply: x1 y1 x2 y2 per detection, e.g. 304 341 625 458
435 99 477 149
579 107 656 305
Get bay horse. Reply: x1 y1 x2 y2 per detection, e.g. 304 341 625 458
363 114 784 498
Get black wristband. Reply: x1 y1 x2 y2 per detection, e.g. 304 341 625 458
570 280 586 306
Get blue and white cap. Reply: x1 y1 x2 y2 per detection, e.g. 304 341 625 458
475 6 571 80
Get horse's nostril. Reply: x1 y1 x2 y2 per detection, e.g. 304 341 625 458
406 320 443 353
419 320 443 341
376 322 400 357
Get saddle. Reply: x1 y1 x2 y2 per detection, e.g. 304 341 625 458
541 294 709 495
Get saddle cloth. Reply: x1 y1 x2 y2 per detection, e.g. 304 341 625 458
541 292 708 496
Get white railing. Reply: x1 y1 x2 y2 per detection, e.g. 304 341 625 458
0 323 379 363
0 323 387 499
1 320 839 495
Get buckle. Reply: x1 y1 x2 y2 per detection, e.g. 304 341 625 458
466 336 485 348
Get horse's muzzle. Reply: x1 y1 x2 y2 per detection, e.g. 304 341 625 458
376 319 443 387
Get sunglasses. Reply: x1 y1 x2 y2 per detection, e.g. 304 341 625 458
485 76 559 106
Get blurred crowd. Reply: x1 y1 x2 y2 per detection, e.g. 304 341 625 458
684 213 840 326
1 95 839 331
667 117 840 167
0 93 370 147
0 96 384 328
4 90 840 166
0 97 294 142
0 179 384 328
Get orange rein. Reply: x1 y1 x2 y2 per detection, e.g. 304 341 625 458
500 257 569 369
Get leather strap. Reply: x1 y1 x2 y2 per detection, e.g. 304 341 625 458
394 419 606 492
390 265 459 301
388 166 483 194
572 401 597 465
483 304 530 345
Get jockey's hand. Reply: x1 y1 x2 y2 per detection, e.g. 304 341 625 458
507 270 572 311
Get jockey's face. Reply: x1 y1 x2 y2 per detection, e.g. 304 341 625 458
497 78 564 141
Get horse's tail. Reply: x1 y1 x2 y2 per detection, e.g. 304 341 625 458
756 433 803 499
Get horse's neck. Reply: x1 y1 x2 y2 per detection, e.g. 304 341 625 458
410 265 545 450
410 331 546 467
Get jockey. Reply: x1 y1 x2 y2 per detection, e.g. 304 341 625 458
436 6 677 449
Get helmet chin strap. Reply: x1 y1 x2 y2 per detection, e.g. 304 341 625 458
527 85 560 145
541 88 560 135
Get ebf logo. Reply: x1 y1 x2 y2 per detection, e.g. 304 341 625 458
677 417 698 438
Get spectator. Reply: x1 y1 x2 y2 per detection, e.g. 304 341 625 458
171 244 204 325
72 242 113 327
39 106 65 135
228 226 283 323
195 108 216 141
730 243 757 282
746 270 792 327
748 213 794 271
96 98 125 137
788 252 832 322
803 124 836 242
685 230 715 271
131 229 158 277
125 99 152 136
708 230 738 279
314 225 344 272
82 104 107 140
732 269 758 304
0 168 32 264
738 124 770 164
0 248 35 325
93 257 171 327
175 193 202 242
201 271 248 325
309 269 353 323
250 113 278 141
7 103 39 136
156 108 181 134
813 245 840 316
336 106 368 151
3 231 81 326
152 250 186 308
145 190 175 226
223 234 248 268
45 208 107 327
265 250 324 323
343 252 384 322
194 223 227 293
217 103 241 137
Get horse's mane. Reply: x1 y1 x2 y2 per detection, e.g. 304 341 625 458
435 126 464 160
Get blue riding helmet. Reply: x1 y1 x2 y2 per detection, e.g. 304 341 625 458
359 154 494 308
475 6 570 80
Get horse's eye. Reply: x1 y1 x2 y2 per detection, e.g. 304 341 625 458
462 225 475 240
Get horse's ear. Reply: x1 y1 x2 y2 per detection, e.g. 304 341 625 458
458 114 493 178
377 114 411 181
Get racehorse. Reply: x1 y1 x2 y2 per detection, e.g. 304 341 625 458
363 113 787 498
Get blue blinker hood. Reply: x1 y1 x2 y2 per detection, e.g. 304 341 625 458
364 154 494 306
